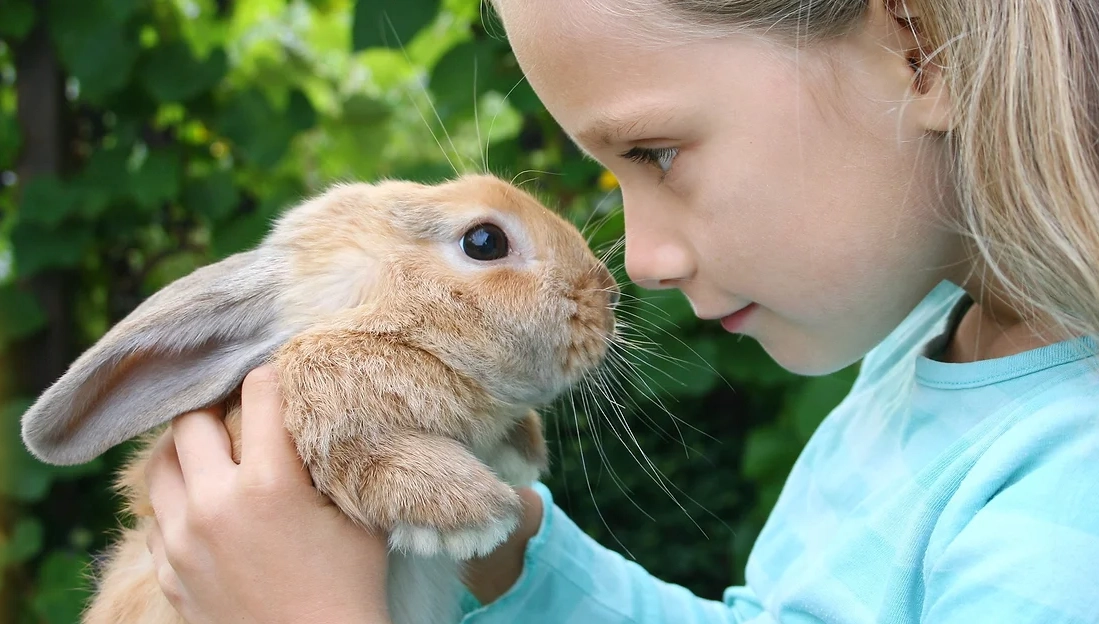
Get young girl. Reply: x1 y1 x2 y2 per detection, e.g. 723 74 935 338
140 0 1099 622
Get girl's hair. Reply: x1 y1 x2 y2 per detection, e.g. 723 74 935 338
660 0 1099 344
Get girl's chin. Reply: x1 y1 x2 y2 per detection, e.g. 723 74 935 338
755 333 860 378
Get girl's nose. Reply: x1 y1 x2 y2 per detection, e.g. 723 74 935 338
624 240 695 290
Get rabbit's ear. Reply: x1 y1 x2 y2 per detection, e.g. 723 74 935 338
21 248 295 466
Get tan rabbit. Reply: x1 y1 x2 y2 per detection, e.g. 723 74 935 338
20 174 619 624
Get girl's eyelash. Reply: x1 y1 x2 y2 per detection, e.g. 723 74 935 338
620 146 678 173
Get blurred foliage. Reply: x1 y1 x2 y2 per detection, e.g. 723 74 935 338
0 0 856 620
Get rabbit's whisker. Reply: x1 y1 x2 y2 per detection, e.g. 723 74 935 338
482 74 531 177
610 308 735 393
577 374 655 523
388 25 467 177
580 195 623 246
604 346 729 528
568 379 637 558
582 354 713 537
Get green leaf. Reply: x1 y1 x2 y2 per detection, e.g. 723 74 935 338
47 0 139 50
70 144 132 218
0 111 21 170
626 288 698 332
102 0 140 22
58 21 140 102
11 220 93 277
0 0 36 41
494 74 541 114
483 135 524 179
751 477 788 523
720 336 794 388
0 399 104 504
341 94 392 125
129 148 182 209
143 250 207 294
352 0 440 51
210 209 274 258
0 517 44 565
0 283 47 345
140 42 228 103
46 0 141 101
630 336 721 399
560 155 604 190
182 169 239 222
0 398 52 503
740 424 799 482
728 519 760 586
209 184 299 258
17 175 80 227
572 197 624 248
428 38 543 118
784 366 859 442
30 551 93 624
315 118 391 182
429 39 496 118
286 89 317 133
485 51 543 114
215 90 295 167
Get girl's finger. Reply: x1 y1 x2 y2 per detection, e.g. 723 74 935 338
146 516 163 556
238 365 311 485
152 551 185 610
170 404 235 487
144 432 189 526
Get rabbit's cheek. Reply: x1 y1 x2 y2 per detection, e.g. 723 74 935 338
562 328 607 377
559 285 616 378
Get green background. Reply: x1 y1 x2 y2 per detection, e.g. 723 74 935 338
0 0 856 620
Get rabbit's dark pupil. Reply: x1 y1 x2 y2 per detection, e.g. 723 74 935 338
462 224 508 261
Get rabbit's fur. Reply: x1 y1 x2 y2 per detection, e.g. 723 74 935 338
20 174 618 623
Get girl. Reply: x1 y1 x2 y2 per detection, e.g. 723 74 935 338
141 0 1099 622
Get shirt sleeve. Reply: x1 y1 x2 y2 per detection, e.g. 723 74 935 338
459 482 750 624
920 411 1099 624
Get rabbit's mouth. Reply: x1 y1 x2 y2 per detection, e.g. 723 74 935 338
561 286 617 380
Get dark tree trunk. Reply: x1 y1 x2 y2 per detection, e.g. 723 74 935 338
2 5 74 622
12 1 73 398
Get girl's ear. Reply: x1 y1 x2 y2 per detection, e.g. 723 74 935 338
884 0 954 132
21 249 296 466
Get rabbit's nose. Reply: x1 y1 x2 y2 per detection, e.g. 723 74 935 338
594 265 621 309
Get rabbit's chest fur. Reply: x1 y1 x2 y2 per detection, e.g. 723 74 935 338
95 331 547 624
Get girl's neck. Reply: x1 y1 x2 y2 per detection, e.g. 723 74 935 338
943 294 1061 363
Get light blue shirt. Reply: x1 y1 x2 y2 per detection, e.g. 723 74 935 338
460 281 1099 623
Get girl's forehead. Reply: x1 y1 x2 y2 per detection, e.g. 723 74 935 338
494 0 786 138
493 0 659 46
492 1 680 96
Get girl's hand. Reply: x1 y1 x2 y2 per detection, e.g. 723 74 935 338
144 365 392 624
462 486 545 605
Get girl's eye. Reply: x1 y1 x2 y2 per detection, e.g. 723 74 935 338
621 147 678 174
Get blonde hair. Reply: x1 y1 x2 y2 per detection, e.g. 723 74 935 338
656 0 1099 344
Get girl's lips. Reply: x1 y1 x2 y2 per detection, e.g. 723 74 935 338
720 303 758 333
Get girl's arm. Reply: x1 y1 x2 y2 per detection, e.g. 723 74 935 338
461 483 751 624
920 413 1099 624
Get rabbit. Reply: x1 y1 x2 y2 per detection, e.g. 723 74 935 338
19 173 620 624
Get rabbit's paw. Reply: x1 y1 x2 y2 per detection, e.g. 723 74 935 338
389 512 520 560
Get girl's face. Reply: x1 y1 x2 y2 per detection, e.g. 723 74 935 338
492 0 967 375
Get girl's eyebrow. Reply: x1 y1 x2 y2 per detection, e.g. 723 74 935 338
575 106 678 148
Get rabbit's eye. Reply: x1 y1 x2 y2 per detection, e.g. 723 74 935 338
461 224 509 261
